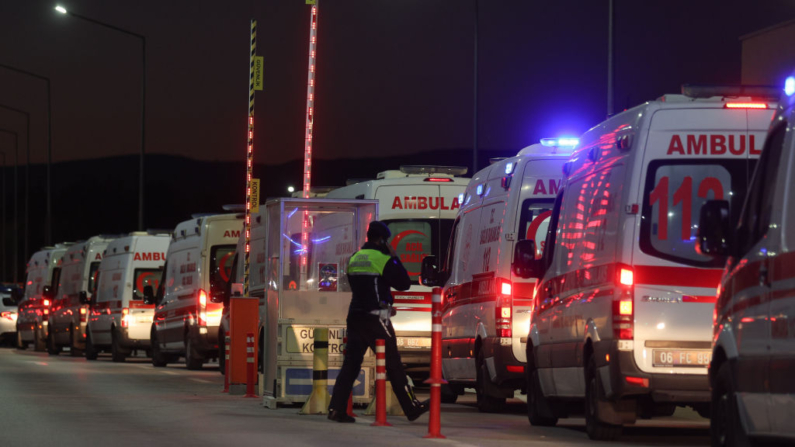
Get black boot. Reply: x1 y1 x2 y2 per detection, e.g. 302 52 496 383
405 399 430 422
327 409 355 423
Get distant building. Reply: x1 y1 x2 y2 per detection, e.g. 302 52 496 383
741 19 795 85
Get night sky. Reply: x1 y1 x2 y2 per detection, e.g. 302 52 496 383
0 0 794 280
1 0 793 166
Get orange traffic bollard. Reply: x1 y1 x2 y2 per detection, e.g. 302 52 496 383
424 287 446 438
222 332 230 393
244 332 256 398
370 339 391 427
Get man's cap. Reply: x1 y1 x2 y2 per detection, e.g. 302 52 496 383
367 221 391 240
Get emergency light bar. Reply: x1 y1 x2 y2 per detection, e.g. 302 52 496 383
681 84 780 99
540 137 579 148
786 76 795 97
400 165 468 176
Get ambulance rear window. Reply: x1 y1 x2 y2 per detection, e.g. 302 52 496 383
385 219 453 284
88 262 101 297
132 269 163 300
209 245 236 295
518 199 555 258
640 159 751 267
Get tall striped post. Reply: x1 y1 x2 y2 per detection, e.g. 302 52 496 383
300 328 330 414
371 339 391 427
222 331 230 393
243 19 257 297
424 287 446 438
244 332 256 398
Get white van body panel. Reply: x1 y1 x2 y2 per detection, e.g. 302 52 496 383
18 246 69 345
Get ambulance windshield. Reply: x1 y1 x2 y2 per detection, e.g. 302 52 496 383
132 269 163 300
518 199 555 258
385 219 454 284
640 159 752 267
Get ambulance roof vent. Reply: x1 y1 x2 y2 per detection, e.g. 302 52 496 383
680 84 780 100
146 229 173 236
128 231 149 236
345 178 373 186
489 157 507 165
54 242 75 248
191 213 215 219
390 165 468 178
222 204 246 212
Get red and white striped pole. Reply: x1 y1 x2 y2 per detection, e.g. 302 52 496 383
370 339 391 427
343 335 357 417
244 332 256 398
424 287 445 438
222 331 230 393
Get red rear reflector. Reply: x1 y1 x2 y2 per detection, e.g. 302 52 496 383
625 376 649 387
506 365 525 373
424 177 453 182
619 268 633 286
498 328 512 337
724 102 767 109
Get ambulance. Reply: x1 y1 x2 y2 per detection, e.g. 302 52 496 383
419 140 574 410
512 86 777 440
147 213 241 369
48 235 114 356
16 244 71 351
226 198 377 407
86 231 170 362
325 165 468 370
698 78 795 444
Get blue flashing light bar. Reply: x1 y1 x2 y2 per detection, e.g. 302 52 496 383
541 137 579 147
786 76 795 97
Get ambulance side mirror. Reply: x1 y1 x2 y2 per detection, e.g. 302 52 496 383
696 200 732 258
513 240 544 279
420 256 440 287
10 288 21 303
142 285 156 305
79 291 89 305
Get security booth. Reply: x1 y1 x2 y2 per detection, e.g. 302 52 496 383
259 198 378 409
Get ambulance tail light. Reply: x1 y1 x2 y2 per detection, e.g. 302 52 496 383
121 308 130 328
724 102 767 109
198 289 207 327
43 299 50 307
424 177 453 182
496 278 512 338
613 265 634 340
79 307 87 323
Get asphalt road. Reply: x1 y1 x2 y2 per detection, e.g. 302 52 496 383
0 347 710 447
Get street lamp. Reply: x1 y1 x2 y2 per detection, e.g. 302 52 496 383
55 4 147 231
0 64 52 247
0 104 26 283
287 186 295 193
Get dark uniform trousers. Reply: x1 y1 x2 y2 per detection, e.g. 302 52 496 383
329 311 415 414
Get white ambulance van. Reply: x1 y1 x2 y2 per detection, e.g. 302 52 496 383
419 140 574 410
512 86 777 440
697 79 795 444
147 213 241 369
86 232 170 362
325 165 468 370
48 235 114 356
16 244 70 351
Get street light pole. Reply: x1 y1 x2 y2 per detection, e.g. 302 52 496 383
0 104 26 283
607 0 614 117
0 149 7 281
0 64 51 247
56 5 147 231
472 0 479 174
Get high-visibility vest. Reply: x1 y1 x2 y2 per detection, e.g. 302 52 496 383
347 249 391 276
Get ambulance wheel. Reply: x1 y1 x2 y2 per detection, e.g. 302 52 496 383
476 350 506 413
85 331 99 360
69 325 84 357
440 384 459 404
111 329 128 363
185 335 205 370
33 327 46 351
711 362 750 447
151 329 173 367
526 348 558 427
47 330 61 356
16 329 28 350
585 356 621 441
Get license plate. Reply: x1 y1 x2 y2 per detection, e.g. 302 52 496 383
395 337 431 349
652 350 711 367
136 316 153 324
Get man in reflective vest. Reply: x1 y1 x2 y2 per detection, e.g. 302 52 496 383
328 221 429 423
